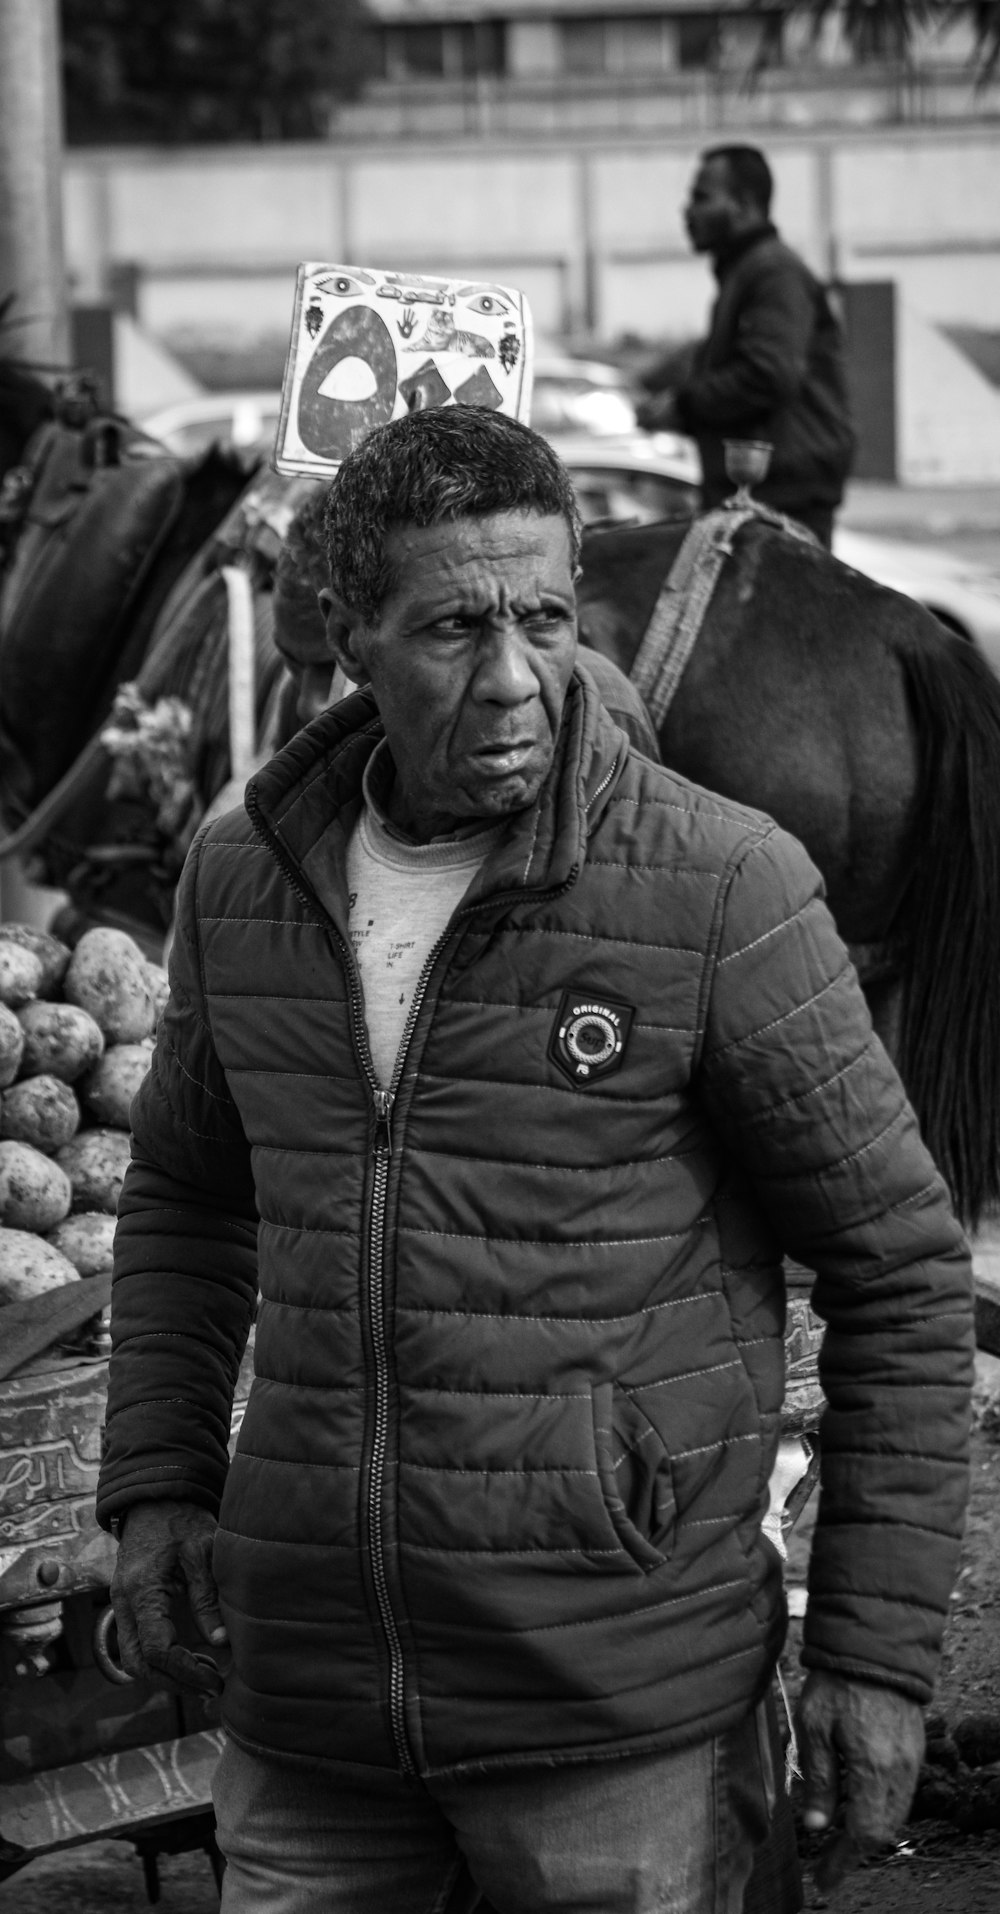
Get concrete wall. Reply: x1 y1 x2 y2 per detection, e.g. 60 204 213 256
64 123 1000 355
63 124 1000 481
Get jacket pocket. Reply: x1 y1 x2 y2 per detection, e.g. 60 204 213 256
591 1381 677 1571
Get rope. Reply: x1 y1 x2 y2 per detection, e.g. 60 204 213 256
628 499 818 732
221 563 257 786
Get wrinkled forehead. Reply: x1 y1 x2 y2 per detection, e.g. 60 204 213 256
377 512 570 585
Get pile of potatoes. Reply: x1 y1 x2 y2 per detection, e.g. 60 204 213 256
0 924 167 1306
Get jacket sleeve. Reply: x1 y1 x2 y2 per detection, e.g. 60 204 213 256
696 824 974 1705
676 256 816 431
96 828 259 1531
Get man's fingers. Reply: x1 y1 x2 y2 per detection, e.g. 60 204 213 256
178 1533 228 1646
111 1593 150 1683
841 1745 921 1853
813 1828 865 1898
156 1641 224 1697
131 1586 223 1694
798 1714 840 1831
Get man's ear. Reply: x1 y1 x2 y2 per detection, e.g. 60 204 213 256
319 588 371 686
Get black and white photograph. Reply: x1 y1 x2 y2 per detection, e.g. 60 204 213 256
1 4 999 1909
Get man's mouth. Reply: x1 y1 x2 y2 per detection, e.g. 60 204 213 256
472 739 538 775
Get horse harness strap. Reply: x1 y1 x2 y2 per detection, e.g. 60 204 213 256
628 502 818 731
221 563 258 786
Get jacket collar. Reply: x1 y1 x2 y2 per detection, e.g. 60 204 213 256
712 219 777 281
245 665 628 921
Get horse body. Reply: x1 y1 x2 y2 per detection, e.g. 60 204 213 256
577 514 1000 1224
577 517 923 945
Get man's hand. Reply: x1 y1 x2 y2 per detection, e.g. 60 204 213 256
110 1499 228 1696
635 391 681 434
796 1671 925 1896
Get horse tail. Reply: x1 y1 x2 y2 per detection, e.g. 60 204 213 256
893 628 1000 1227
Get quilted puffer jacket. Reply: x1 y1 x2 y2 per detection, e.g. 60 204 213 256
97 669 973 1782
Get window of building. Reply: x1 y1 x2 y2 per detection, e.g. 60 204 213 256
562 14 676 76
609 16 675 74
455 22 505 77
395 26 445 79
562 19 606 76
677 12 721 71
382 22 506 83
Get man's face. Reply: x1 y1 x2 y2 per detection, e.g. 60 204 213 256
323 512 578 841
272 598 338 726
684 157 744 255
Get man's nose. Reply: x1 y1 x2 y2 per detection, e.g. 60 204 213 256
474 628 539 703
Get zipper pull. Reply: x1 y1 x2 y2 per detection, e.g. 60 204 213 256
373 1087 394 1155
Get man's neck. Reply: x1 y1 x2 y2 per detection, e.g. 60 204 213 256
712 218 775 275
362 739 497 847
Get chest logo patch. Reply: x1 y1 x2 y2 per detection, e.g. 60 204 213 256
549 989 635 1087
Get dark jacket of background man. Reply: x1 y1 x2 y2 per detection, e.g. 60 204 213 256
640 145 856 543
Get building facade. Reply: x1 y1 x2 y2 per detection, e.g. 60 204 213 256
348 0 987 141
62 0 1000 482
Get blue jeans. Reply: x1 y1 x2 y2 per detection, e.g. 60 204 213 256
214 1702 776 1913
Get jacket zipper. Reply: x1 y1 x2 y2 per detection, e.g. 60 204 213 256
246 781 600 1773
586 749 621 816
246 790 420 1773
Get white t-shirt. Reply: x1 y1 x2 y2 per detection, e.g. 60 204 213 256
346 801 502 1089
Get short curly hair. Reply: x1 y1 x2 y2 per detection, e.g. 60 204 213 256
322 405 581 623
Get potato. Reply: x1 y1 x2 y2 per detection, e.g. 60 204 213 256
17 1001 105 1083
0 924 71 996
82 1039 154 1128
46 1210 116 1277
1 1075 81 1154
146 962 170 1023
0 1227 80 1303
63 928 155 1043
0 942 44 1008
56 1127 132 1214
0 1003 25 1089
0 1139 73 1232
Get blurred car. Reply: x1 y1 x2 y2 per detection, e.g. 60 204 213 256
552 435 1000 668
138 390 282 459
530 355 639 438
833 527 1000 665
549 431 702 523
139 356 641 460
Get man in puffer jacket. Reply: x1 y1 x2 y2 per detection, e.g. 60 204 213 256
97 406 973 1914
637 144 855 547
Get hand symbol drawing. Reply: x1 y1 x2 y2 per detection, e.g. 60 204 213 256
398 307 417 340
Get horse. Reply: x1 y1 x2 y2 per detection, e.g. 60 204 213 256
575 511 1000 1229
